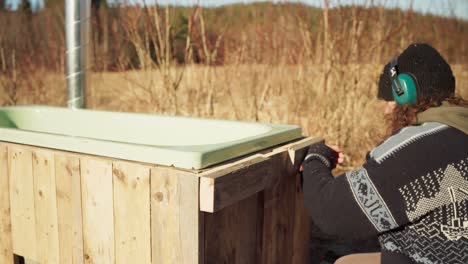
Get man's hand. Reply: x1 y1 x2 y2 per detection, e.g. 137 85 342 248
328 144 344 165
300 141 343 171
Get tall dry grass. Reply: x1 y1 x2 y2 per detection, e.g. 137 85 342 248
3 63 466 170
0 1 467 169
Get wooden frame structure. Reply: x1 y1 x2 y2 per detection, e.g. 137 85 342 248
0 137 320 264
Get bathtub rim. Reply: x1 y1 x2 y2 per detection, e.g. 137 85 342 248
0 106 302 169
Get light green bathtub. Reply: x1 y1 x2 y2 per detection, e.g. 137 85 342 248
0 106 302 169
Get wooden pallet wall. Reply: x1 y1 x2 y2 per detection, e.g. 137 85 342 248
0 137 316 264
0 143 200 264
202 149 310 264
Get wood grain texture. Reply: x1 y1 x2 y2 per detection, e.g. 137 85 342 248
55 154 84 264
113 161 151 264
151 167 201 264
200 138 317 264
261 153 298 264
1 137 313 264
0 144 13 264
80 158 115 264
204 194 260 264
291 145 311 264
200 156 271 213
292 169 310 264
259 138 310 264
199 137 320 213
286 137 322 165
32 150 60 263
8 146 37 260
201 138 313 264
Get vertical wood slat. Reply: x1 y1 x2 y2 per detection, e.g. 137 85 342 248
151 167 201 264
2 137 310 264
80 158 114 264
204 194 260 264
8 146 37 260
0 144 13 264
261 152 297 264
32 150 60 263
55 155 84 264
292 169 310 264
113 161 151 264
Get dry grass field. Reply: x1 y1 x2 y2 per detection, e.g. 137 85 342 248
1 3 468 261
1 2 467 170
1 63 466 170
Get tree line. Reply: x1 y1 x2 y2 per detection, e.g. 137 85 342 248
0 1 467 73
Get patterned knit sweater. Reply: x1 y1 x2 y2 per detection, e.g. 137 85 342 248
302 122 468 264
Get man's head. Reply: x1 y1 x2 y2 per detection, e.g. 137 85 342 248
378 43 455 104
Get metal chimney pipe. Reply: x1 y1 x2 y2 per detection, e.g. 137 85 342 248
65 0 91 108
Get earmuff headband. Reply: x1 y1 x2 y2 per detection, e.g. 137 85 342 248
389 57 405 97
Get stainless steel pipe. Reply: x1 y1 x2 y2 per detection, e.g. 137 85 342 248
65 0 91 109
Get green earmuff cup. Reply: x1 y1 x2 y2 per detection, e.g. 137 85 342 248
392 73 418 105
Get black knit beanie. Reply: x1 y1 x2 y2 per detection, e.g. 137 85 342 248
377 43 455 102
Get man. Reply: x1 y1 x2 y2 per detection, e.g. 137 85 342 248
301 43 468 264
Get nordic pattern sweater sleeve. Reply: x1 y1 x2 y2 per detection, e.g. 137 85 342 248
302 122 468 243
302 156 404 239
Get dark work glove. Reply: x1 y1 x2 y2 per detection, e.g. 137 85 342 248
302 141 339 169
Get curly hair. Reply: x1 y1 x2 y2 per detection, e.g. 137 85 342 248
385 95 467 136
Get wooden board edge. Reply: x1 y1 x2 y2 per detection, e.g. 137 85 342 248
199 158 271 213
285 137 322 165
199 177 215 213
199 137 321 213
0 144 13 264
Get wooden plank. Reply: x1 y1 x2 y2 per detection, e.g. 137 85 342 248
199 137 314 263
199 137 320 213
200 156 271 212
2 136 314 264
80 158 114 264
8 146 37 260
261 152 297 264
3 142 195 176
151 168 201 264
286 137 321 165
282 139 311 263
292 166 310 264
204 194 260 264
0 144 13 264
199 154 267 179
200 136 315 263
55 154 84 264
113 161 151 264
32 150 60 263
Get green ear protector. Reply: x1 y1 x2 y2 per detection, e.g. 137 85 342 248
388 57 418 105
